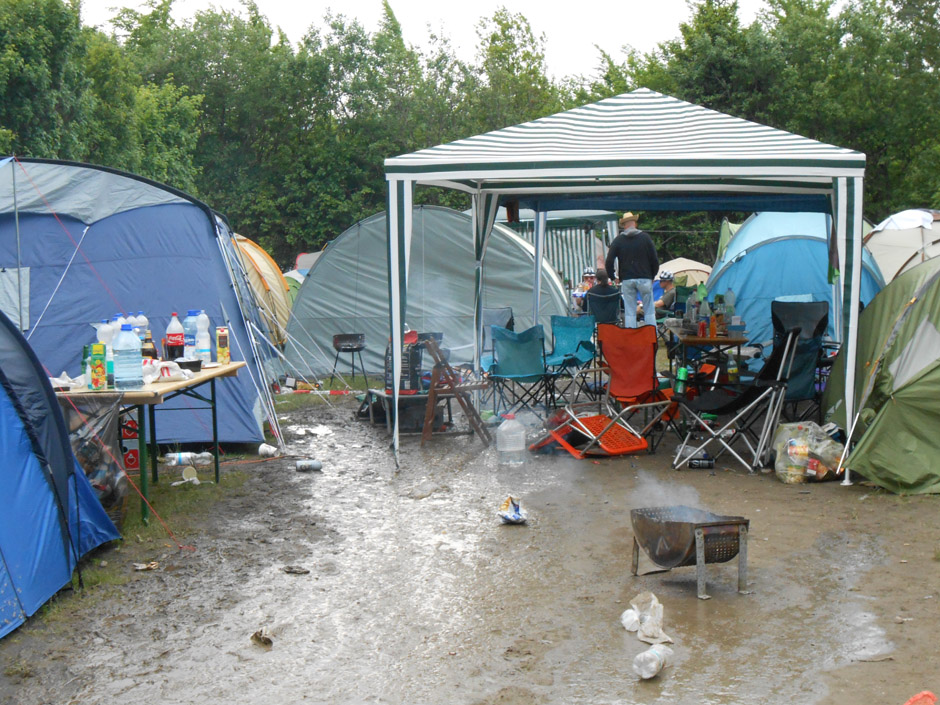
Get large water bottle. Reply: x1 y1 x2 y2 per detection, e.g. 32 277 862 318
113 323 143 389
195 310 212 363
183 310 199 358
134 311 149 340
496 414 527 466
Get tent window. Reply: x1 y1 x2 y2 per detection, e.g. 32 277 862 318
0 267 29 329
888 317 940 390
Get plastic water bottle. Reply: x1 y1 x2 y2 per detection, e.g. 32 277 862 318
164 451 214 466
496 414 527 466
183 310 199 358
632 644 673 679
98 318 115 387
113 323 143 389
135 311 149 340
195 310 212 363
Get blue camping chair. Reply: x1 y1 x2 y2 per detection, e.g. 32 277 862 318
545 315 596 402
489 324 558 415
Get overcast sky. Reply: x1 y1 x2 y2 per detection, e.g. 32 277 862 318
80 0 769 80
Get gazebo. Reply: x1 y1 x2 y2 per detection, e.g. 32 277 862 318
384 89 866 455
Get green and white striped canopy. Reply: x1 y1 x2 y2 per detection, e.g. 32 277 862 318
386 89 864 199
384 89 867 461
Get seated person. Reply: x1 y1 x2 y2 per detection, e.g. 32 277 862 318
580 268 619 311
637 270 677 320
654 271 677 311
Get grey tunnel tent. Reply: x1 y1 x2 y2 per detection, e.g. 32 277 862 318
385 88 867 457
285 206 569 376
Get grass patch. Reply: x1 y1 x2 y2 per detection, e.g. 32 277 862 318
3 658 34 681
35 468 251 626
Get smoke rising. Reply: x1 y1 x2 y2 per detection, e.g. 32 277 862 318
629 470 703 509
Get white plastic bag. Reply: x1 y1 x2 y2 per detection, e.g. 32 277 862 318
629 591 673 645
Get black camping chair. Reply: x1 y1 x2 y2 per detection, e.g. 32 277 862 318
771 301 829 422
673 327 801 471
586 291 622 326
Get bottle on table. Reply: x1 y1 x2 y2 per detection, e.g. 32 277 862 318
134 311 149 340
496 414 527 466
165 312 185 360
100 318 117 387
182 310 200 358
113 323 144 390
141 331 159 360
195 310 212 363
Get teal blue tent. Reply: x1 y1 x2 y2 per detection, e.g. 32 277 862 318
705 212 884 346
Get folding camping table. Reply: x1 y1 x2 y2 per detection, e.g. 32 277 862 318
58 361 246 522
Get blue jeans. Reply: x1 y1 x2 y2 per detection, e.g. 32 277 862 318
621 278 655 327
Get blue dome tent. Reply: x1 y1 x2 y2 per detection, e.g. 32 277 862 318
0 157 278 444
0 308 119 639
705 212 884 346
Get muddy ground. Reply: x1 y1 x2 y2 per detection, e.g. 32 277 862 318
1 396 939 705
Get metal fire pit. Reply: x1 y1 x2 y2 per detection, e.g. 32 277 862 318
630 505 749 600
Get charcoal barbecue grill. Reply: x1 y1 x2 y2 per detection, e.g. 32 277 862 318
630 505 749 600
329 333 367 387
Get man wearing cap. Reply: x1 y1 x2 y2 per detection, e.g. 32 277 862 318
605 212 659 327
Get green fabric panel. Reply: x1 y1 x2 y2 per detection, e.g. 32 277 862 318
822 258 940 428
848 368 940 493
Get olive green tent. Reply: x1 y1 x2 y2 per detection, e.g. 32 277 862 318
823 257 940 493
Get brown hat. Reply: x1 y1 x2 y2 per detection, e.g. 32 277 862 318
619 212 639 227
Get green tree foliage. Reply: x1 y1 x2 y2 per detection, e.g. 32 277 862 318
3 0 939 266
0 0 92 158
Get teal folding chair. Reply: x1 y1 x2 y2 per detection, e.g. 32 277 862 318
545 315 596 403
489 324 557 416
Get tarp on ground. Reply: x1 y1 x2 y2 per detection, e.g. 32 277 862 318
285 206 569 375
863 209 940 282
0 158 269 443
705 212 884 346
0 308 119 639
823 257 940 493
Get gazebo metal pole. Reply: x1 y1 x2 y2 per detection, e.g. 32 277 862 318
533 209 546 326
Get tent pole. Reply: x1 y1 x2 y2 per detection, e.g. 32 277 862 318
12 158 24 330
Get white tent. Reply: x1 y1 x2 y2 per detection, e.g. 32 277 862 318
285 206 568 375
864 209 940 282
384 89 867 459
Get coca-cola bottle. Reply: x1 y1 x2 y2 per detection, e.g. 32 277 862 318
165 312 185 360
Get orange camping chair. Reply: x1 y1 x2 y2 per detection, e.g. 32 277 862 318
530 324 676 458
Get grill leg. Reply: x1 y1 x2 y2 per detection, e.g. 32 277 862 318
356 350 366 383
631 537 639 576
328 350 341 387
738 525 750 594
695 528 710 600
